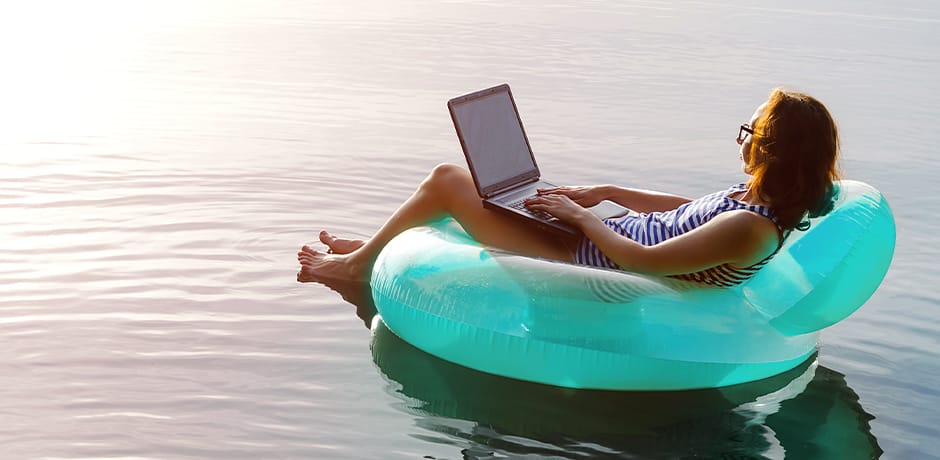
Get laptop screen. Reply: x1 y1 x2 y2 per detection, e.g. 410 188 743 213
449 85 538 195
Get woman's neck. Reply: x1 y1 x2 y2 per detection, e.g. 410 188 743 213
733 187 771 207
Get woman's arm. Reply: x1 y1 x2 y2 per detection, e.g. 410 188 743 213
538 185 692 213
524 194 779 276
577 210 779 275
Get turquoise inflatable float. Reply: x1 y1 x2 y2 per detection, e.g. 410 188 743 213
370 180 895 390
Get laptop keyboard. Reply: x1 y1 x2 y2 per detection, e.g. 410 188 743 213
507 198 557 221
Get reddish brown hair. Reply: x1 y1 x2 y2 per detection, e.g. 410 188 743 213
745 88 841 230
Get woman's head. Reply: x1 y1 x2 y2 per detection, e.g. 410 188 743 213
741 88 841 230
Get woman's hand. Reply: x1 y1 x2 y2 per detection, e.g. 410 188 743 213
524 192 593 226
536 185 609 208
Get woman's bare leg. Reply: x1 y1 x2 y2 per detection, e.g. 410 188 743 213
298 163 576 281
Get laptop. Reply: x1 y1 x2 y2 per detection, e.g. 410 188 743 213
447 83 629 236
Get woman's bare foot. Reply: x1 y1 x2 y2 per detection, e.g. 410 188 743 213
297 245 369 282
319 231 366 255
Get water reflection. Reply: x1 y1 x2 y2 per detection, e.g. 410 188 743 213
316 277 882 459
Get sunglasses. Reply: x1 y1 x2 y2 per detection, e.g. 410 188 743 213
737 124 755 145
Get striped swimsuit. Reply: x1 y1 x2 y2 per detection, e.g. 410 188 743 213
575 183 782 287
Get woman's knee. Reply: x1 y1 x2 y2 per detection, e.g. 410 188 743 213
424 163 471 190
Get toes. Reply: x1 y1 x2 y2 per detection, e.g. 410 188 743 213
298 251 322 263
298 246 317 261
319 230 335 246
298 248 324 265
297 267 314 282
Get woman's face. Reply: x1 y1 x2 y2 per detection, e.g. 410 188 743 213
741 103 766 175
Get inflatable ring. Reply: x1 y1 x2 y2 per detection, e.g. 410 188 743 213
371 180 895 390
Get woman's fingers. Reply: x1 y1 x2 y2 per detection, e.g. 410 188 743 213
537 187 595 206
526 194 571 210
538 186 581 198
524 195 550 210
526 194 584 222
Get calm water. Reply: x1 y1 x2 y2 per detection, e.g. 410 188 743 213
1 1 937 458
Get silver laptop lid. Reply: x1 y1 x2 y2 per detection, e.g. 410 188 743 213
448 84 540 197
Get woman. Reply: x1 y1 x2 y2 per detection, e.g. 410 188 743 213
298 88 840 285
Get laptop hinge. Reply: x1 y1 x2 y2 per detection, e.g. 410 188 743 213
485 176 540 198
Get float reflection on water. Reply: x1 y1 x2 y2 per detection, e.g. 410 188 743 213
319 277 882 459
